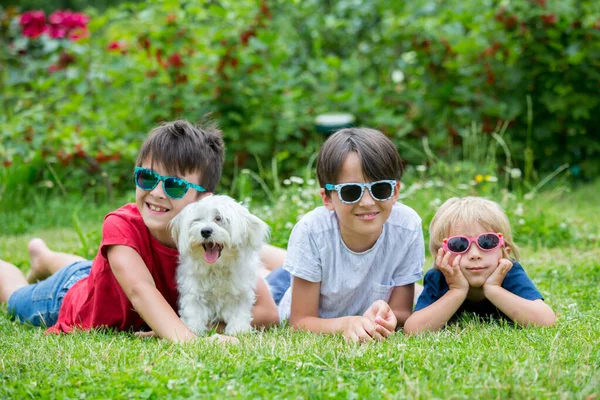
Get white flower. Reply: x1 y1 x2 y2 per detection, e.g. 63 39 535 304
457 184 470 190
283 179 291 185
392 70 405 83
401 51 417 64
515 203 524 217
290 176 304 184
308 179 316 185
485 175 498 182
285 222 294 229
429 198 442 207
415 165 427 172
560 223 567 229
518 218 525 225
510 168 522 179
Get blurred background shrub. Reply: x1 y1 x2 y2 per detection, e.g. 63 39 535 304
1 0 599 202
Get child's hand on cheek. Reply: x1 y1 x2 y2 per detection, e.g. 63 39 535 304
484 258 513 288
436 248 469 293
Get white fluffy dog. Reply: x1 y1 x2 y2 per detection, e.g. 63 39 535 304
170 194 269 336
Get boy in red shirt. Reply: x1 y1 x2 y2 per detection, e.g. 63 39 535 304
0 120 280 342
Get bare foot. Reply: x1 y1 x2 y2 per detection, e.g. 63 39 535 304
25 238 52 283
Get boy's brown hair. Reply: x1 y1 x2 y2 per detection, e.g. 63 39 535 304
316 127 403 194
136 119 225 192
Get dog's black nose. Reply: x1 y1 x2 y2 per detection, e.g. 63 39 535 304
201 228 213 238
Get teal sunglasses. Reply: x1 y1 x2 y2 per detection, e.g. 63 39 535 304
133 167 206 199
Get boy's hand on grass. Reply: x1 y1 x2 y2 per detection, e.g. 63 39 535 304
135 330 156 339
484 258 513 288
342 316 377 343
363 300 397 340
436 249 469 293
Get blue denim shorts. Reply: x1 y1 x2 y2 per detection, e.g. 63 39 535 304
265 266 291 306
7 260 92 327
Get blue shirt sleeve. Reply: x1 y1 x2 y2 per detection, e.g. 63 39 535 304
501 261 544 301
414 268 448 311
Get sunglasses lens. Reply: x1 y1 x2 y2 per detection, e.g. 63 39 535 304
447 237 470 253
339 185 363 203
478 233 500 250
371 182 393 201
164 178 188 199
136 169 159 190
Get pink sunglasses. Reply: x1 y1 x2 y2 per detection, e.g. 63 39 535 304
442 232 504 254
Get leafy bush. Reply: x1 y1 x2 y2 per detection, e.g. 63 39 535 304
1 0 599 199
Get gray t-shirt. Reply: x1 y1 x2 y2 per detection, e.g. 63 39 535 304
279 202 425 321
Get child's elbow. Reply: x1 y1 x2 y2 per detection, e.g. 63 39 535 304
538 310 556 327
402 318 420 336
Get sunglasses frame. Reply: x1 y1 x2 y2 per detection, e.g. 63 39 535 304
442 232 504 255
133 167 206 200
325 180 397 204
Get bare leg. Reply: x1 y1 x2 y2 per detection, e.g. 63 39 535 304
25 238 85 283
0 259 28 304
259 244 287 273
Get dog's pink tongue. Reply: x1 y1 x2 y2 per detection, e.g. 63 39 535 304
204 246 220 264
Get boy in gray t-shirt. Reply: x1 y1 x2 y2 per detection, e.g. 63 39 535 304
267 127 425 343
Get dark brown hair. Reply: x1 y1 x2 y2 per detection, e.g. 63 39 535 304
136 119 225 192
316 127 403 193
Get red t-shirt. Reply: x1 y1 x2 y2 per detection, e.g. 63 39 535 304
46 203 180 334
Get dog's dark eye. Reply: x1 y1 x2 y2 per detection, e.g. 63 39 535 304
214 215 222 223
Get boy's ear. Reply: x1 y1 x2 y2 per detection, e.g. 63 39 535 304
320 188 335 211
393 181 401 201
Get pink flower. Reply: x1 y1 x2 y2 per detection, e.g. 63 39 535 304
48 10 89 40
47 25 67 39
19 10 46 38
49 10 89 29
107 41 124 51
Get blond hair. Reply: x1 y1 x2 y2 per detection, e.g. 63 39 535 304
429 196 519 260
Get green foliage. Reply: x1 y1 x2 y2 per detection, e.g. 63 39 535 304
1 0 600 197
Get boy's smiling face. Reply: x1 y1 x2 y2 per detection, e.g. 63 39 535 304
136 159 206 247
320 152 400 253
447 222 509 288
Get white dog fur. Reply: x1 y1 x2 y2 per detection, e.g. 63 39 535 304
170 194 269 336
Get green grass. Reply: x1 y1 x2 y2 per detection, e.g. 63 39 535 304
1 181 599 399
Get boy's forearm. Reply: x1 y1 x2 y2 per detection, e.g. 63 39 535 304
290 315 350 335
483 285 556 327
403 289 466 334
129 281 196 343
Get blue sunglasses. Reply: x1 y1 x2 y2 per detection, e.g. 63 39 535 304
133 167 206 199
325 180 397 204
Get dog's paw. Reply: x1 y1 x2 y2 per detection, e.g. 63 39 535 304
224 322 253 336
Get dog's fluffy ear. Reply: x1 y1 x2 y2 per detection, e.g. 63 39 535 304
245 212 270 251
229 202 270 251
169 202 192 248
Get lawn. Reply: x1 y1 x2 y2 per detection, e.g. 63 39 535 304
1 180 599 399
